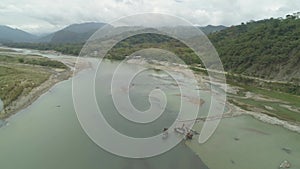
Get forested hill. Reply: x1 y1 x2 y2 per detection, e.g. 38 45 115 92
209 13 300 82
3 14 300 83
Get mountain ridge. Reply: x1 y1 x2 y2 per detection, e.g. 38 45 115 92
0 23 227 44
3 14 299 83
39 22 106 43
0 25 37 43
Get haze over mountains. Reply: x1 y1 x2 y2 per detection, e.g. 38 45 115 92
39 22 106 43
0 25 37 43
0 23 226 44
1 13 299 85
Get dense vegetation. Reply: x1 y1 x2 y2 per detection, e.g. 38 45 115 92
0 54 68 114
5 34 202 64
5 43 83 56
0 65 50 109
0 54 67 69
209 13 300 81
106 33 201 65
5 14 300 79
3 13 300 94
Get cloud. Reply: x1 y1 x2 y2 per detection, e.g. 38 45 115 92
0 0 299 34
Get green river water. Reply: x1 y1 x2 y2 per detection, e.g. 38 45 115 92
0 59 209 169
0 49 299 169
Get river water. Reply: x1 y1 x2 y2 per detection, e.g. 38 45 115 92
188 115 300 169
0 98 4 127
0 54 209 169
0 98 3 112
0 47 299 169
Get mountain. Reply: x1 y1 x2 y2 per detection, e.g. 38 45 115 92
3 15 300 83
40 22 106 43
0 25 37 43
199 25 227 34
38 23 223 43
208 14 300 82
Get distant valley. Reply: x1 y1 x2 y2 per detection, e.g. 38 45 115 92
0 22 226 44
1 13 300 92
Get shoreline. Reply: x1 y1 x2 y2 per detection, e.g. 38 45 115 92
0 68 72 121
1 53 299 134
127 57 300 134
0 53 93 123
243 110 300 134
221 102 300 134
0 46 94 122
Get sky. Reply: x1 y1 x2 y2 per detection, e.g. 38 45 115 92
0 0 299 34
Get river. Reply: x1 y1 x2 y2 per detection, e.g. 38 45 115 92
0 98 2 112
0 47 299 169
0 48 209 169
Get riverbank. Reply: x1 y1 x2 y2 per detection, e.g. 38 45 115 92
0 59 210 169
0 46 96 121
186 114 300 169
1 47 300 134
126 57 300 134
0 49 72 120
197 77 300 134
0 68 71 119
224 102 300 134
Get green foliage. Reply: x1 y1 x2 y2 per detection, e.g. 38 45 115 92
18 58 24 63
208 15 300 80
226 73 300 95
6 15 299 83
4 43 83 56
3 13 300 96
0 54 67 69
0 53 68 118
0 65 50 108
106 33 201 65
23 59 67 69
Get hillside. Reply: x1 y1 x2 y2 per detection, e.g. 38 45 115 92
3 16 300 83
209 14 300 82
199 25 227 34
40 22 105 43
38 23 223 43
0 25 36 43
3 24 226 55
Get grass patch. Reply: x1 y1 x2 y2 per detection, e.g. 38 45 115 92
0 53 68 115
235 97 300 122
0 54 67 69
0 65 50 107
226 74 300 122
238 84 300 107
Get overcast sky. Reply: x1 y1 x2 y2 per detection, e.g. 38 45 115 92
0 0 299 34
